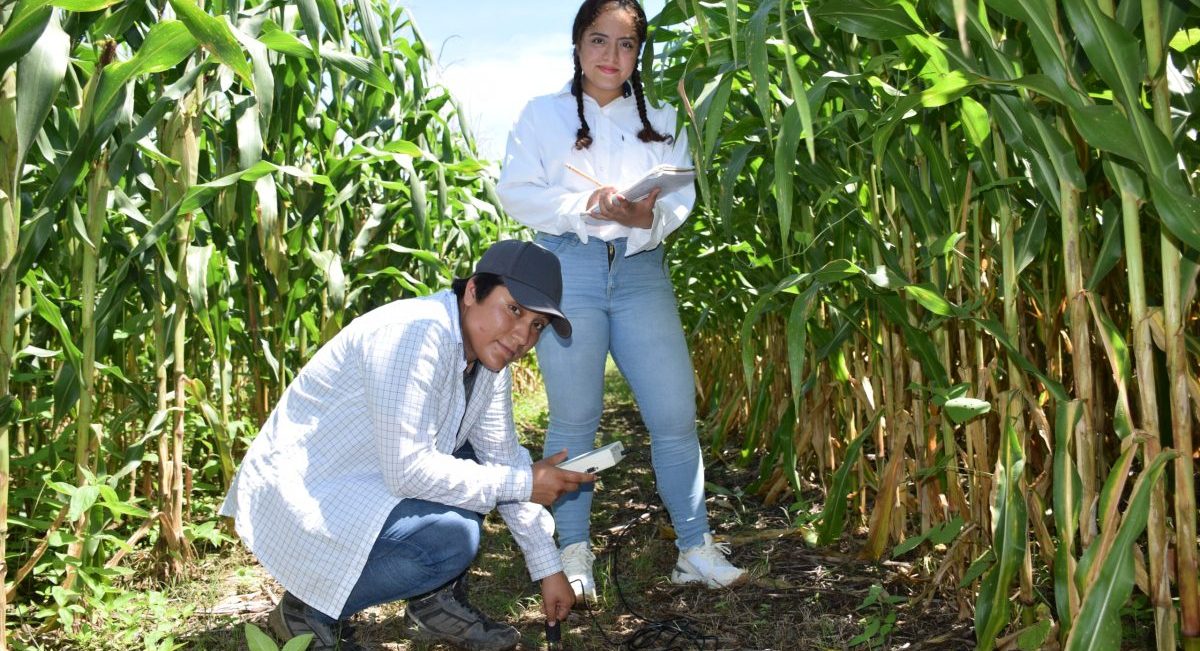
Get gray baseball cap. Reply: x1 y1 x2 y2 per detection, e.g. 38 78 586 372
476 240 572 338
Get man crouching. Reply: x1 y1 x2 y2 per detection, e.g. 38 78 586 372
220 240 594 650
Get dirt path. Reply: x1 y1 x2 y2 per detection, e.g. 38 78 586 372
132 374 976 650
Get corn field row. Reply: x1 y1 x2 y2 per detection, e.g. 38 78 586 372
1 0 1199 650
0 0 510 645
654 1 1199 650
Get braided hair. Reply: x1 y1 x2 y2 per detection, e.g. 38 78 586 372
571 0 672 150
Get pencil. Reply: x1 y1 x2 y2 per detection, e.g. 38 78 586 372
564 163 604 188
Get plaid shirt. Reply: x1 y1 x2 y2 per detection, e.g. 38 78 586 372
220 290 559 617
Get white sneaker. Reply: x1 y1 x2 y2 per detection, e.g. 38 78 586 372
560 541 597 601
671 533 747 588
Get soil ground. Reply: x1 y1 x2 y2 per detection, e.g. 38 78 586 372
24 364 985 650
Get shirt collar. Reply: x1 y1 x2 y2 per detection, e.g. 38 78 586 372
439 290 468 374
556 80 634 105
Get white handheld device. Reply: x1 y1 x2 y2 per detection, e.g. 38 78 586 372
556 441 626 474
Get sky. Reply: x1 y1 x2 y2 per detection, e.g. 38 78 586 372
399 1 667 161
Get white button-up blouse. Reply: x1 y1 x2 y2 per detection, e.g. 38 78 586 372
497 82 695 256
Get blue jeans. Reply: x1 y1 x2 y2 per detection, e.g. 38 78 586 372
308 444 483 623
534 233 709 551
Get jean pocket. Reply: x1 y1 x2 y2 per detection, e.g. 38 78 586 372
535 233 574 254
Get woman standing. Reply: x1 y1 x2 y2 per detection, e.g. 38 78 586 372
497 0 745 601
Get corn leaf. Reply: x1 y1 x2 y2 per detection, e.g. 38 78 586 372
13 8 68 171
974 402 1027 650
0 0 52 76
168 0 253 87
1064 451 1175 651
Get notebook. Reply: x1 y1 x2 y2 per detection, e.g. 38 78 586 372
584 164 696 214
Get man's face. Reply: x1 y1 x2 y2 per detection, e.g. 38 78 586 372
461 280 550 372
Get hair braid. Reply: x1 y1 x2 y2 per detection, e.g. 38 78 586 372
572 52 593 150
630 69 671 144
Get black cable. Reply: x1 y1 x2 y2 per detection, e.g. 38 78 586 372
568 506 722 651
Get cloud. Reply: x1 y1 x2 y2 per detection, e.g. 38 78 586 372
434 34 573 161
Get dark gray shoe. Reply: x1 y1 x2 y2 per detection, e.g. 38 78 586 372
268 591 365 651
402 575 521 651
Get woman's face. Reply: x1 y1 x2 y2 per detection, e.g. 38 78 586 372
577 5 640 106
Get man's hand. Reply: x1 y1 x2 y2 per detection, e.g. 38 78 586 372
540 571 576 623
531 450 596 506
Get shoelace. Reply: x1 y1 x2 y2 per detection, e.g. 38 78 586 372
450 579 500 627
690 539 733 561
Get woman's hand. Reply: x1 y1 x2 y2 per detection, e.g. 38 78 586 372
588 186 660 229
540 571 576 623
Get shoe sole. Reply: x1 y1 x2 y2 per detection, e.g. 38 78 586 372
670 568 749 588
403 617 519 651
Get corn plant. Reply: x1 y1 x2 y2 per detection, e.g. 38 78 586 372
649 1 1199 649
1 0 507 643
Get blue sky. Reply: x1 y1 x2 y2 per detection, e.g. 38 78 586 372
399 1 667 160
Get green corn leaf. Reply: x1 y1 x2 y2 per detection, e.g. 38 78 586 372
779 1 813 163
1012 207 1046 276
928 516 965 545
1086 298 1133 440
786 287 817 414
67 484 99 521
186 244 213 317
984 0 1073 97
232 28 274 136
27 270 83 366
321 47 393 93
48 0 124 9
13 8 68 171
1147 176 1200 254
773 100 802 253
0 0 51 76
892 531 928 557
1086 198 1124 292
257 21 315 59
746 0 775 129
962 550 995 587
944 397 991 424
168 0 253 87
904 283 958 317
724 0 738 63
817 412 880 545
990 96 1062 208
1052 401 1083 627
1000 74 1074 108
810 0 924 39
1061 0 1144 109
1064 451 1175 651
974 403 1027 650
696 72 733 169
353 0 383 60
90 20 197 128
315 0 344 44
1068 104 1144 166
740 290 772 394
959 96 989 149
295 0 324 53
1027 110 1086 193
919 69 974 108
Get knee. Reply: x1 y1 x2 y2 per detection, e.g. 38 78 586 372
430 511 482 574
